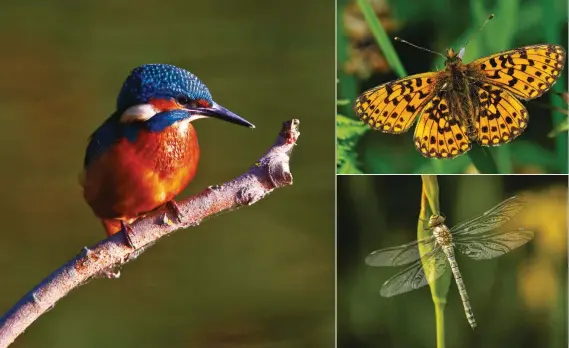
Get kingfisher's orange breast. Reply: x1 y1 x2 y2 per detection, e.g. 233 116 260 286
82 120 200 220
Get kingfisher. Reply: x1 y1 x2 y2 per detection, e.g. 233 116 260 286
80 64 254 240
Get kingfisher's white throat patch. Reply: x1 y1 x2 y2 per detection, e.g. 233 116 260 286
120 104 210 125
120 104 158 123
176 118 191 135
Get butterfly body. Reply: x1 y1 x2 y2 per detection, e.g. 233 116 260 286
355 44 566 159
435 49 488 141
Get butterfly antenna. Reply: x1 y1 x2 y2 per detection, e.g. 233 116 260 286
554 90 569 103
394 37 446 58
461 14 495 50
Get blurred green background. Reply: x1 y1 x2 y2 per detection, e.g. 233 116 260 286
338 175 568 347
0 1 334 347
337 0 569 174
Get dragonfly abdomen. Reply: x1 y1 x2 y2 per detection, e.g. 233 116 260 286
442 246 478 329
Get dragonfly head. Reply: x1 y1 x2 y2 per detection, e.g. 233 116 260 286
428 214 446 228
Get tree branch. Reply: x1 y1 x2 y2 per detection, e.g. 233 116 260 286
0 119 300 348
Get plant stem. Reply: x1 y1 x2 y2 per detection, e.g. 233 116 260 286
434 299 447 348
419 175 450 348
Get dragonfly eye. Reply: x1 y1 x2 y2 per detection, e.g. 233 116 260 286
428 214 445 227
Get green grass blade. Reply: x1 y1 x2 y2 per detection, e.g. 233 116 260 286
337 0 358 117
548 117 569 137
419 175 450 348
356 0 407 78
494 146 513 173
467 146 499 173
421 175 440 214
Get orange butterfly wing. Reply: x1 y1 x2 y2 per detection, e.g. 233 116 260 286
474 82 528 146
354 73 438 133
469 44 566 100
413 91 472 158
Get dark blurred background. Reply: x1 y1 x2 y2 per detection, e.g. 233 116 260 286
338 175 568 347
337 0 569 174
0 1 334 347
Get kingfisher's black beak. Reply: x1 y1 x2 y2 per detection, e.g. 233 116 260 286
188 101 255 128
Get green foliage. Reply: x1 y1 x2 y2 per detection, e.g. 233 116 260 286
510 141 563 171
543 0 569 172
548 117 569 137
337 114 369 173
413 155 470 174
467 147 499 174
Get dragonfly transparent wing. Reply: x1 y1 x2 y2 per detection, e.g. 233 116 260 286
454 229 534 260
365 236 437 267
379 245 447 297
451 196 526 236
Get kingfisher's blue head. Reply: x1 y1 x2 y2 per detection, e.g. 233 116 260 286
116 63 254 131
84 64 254 167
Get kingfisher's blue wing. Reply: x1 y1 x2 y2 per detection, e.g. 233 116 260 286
84 112 122 168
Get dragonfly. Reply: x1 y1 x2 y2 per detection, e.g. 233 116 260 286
365 196 534 329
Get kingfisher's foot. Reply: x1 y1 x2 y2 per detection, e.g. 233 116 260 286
120 220 135 248
166 200 185 223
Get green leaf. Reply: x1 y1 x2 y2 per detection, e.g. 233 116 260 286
467 146 500 174
337 114 369 173
421 175 441 214
419 175 450 348
542 0 568 173
509 141 561 172
548 118 569 138
414 156 471 174
337 114 369 139
494 145 513 173
338 152 364 174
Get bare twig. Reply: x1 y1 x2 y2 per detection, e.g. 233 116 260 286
0 119 300 348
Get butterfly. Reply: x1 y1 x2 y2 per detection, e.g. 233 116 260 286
354 37 566 159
